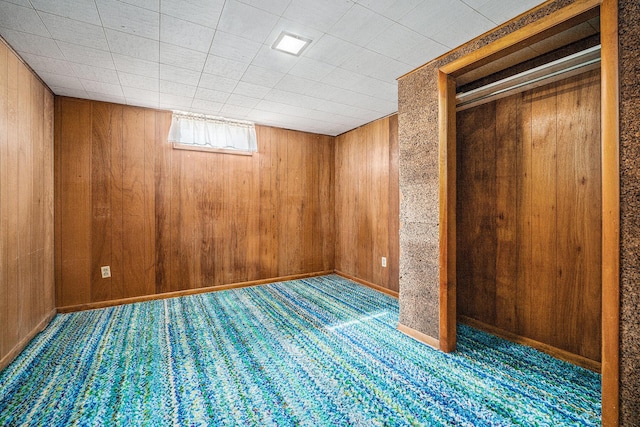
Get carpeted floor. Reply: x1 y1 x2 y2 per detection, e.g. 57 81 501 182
0 275 601 426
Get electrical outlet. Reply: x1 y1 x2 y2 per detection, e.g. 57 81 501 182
101 266 111 278
381 257 387 268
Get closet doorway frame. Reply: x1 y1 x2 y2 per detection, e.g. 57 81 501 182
436 0 619 425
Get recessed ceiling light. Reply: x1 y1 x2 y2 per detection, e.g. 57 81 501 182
272 31 311 56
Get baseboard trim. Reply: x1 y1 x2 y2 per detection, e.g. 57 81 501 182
334 270 399 298
459 316 601 372
57 271 334 313
0 308 57 371
397 323 440 349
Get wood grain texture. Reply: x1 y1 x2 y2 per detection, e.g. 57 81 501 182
334 115 399 293
387 115 400 293
0 39 55 368
439 72 457 353
600 0 619 424
456 70 602 362
54 99 336 307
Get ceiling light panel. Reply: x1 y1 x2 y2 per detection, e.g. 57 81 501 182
272 31 311 56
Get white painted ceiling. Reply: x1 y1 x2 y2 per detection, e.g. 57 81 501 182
0 0 543 136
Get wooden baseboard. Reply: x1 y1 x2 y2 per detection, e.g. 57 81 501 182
57 271 334 313
0 308 57 371
334 270 399 298
397 323 440 349
459 316 601 372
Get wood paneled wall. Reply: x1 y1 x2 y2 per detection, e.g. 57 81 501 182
456 70 601 361
55 97 335 308
0 40 55 369
335 115 399 293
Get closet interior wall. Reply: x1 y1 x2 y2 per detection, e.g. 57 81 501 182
456 68 602 362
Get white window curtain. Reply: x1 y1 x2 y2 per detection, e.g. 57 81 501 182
168 111 257 152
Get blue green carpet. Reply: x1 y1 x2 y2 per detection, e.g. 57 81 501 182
0 275 600 426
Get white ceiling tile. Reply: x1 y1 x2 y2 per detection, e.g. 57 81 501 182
287 57 336 81
274 74 314 94
401 0 493 48
0 1 49 36
105 29 159 62
120 0 159 12
159 93 192 108
218 1 279 44
209 31 261 63
81 79 124 96
366 57 413 81
367 23 447 67
119 72 159 91
240 65 284 87
356 0 423 21
191 99 223 115
160 14 214 52
251 45 299 74
160 80 197 97
237 0 290 16
219 104 251 118
31 0 101 26
21 53 75 75
234 81 270 99
474 0 543 25
203 55 249 80
40 12 109 51
225 93 260 108
2 0 32 7
57 41 115 69
0 29 64 59
198 73 238 92
86 91 126 104
283 0 355 31
70 63 120 84
122 86 159 102
96 0 159 39
339 48 389 76
159 64 201 86
112 54 159 79
160 43 207 71
329 4 392 47
194 87 230 103
254 99 301 117
51 86 89 98
264 17 324 49
38 72 84 90
322 67 366 90
160 0 224 28
305 35 360 67
128 98 160 109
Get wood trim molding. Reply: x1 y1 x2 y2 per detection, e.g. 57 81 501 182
600 0 620 424
0 309 57 371
438 70 457 353
172 142 255 156
57 271 334 313
397 323 440 349
436 1 619 423
335 270 399 298
459 316 602 372
440 0 601 77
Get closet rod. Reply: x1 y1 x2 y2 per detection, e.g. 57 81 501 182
456 45 601 111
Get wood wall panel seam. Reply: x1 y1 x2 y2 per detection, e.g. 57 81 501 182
55 103 345 307
1 43 55 365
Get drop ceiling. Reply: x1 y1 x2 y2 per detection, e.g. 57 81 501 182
0 0 544 136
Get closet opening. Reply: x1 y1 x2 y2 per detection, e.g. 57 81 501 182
437 0 619 424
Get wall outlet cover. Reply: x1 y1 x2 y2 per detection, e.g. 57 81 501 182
101 266 111 278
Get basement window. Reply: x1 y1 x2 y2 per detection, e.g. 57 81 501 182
168 111 257 155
